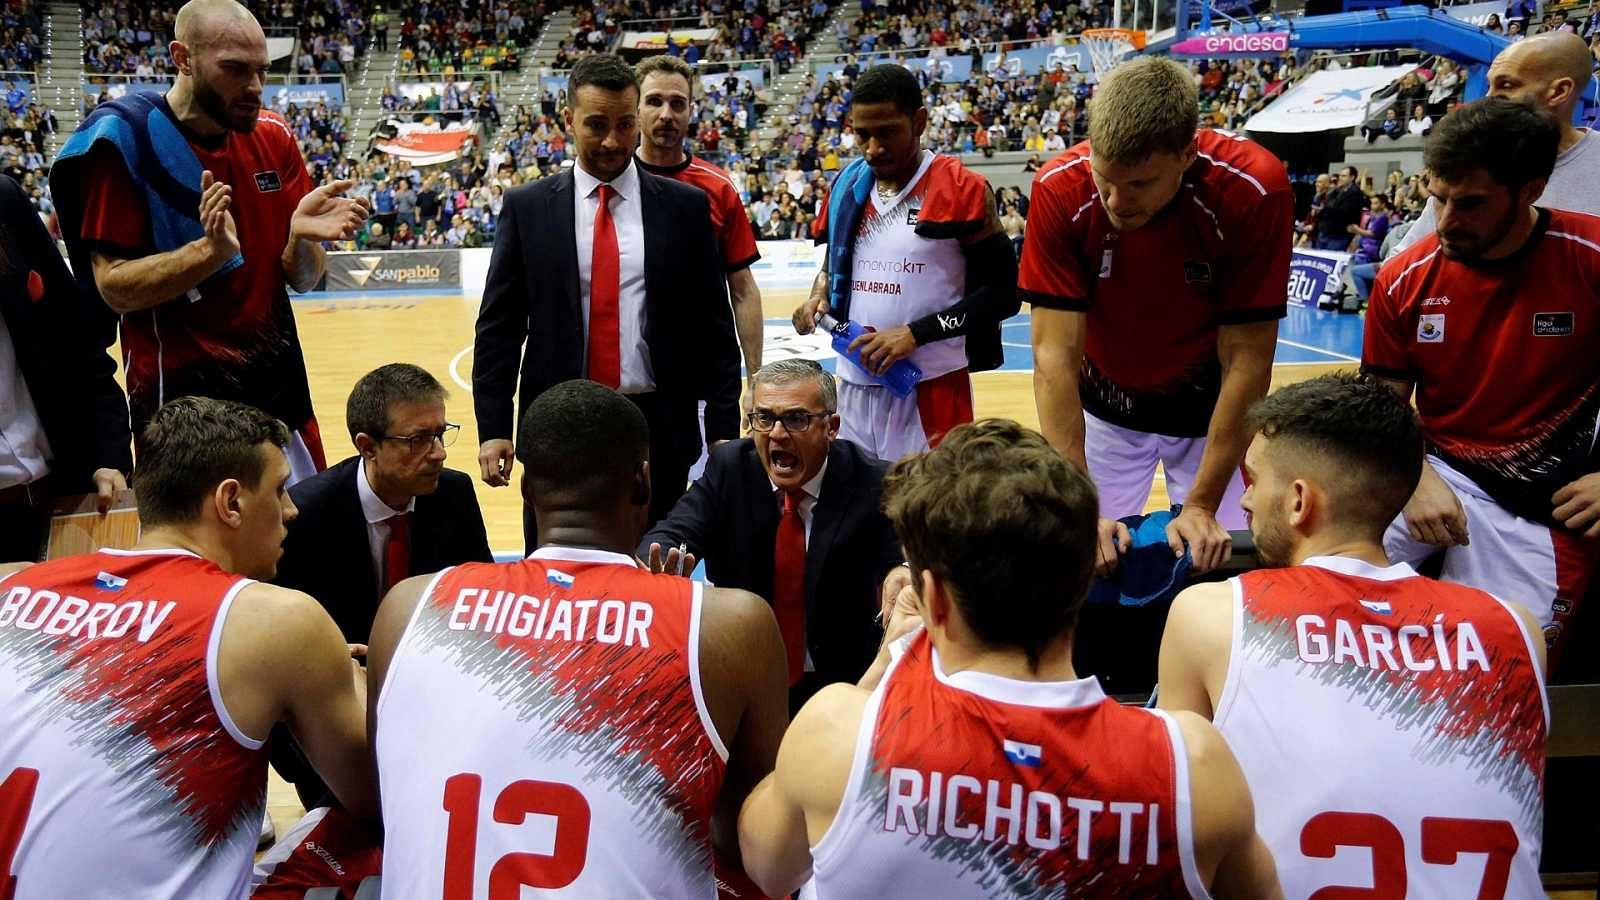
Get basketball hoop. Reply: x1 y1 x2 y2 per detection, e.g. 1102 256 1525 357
1080 28 1146 77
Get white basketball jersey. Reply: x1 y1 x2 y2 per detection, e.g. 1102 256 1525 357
1216 556 1547 899
844 150 969 384
374 547 728 899
0 549 268 900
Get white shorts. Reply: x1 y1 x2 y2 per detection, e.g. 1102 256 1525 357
837 369 974 462
1083 411 1247 527
1383 454 1598 649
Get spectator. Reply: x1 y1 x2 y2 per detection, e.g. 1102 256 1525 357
1363 105 1404 142
1407 103 1432 136
364 220 392 250
1315 167 1365 251
391 219 418 249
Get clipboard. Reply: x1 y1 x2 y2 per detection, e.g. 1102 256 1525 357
40 490 141 560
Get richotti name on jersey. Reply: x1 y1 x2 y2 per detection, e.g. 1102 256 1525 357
884 767 1164 865
1294 612 1491 673
445 584 656 647
0 583 176 643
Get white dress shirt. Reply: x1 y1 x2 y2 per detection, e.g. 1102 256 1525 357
574 160 654 394
769 459 829 547
0 312 51 490
357 459 416 587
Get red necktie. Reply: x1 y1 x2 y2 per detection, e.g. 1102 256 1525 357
383 512 410 595
587 183 621 389
772 490 807 686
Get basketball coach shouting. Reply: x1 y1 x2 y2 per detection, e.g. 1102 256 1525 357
473 54 740 549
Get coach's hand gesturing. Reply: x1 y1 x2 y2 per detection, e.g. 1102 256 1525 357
479 438 515 487
1167 504 1231 574
1403 462 1469 546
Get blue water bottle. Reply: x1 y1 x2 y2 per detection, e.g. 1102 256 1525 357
819 313 923 398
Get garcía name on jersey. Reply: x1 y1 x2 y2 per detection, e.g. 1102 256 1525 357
1294 611 1492 673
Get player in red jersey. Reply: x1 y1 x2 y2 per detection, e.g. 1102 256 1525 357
52 0 369 484
635 54 763 399
367 380 788 898
1021 56 1293 576
251 805 383 899
1159 374 1547 898
737 419 1279 899
1362 98 1600 657
0 397 375 899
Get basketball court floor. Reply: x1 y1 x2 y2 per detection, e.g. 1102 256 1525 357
269 267 1590 900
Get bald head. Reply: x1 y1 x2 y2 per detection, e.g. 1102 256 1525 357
1489 31 1593 120
170 0 268 133
174 0 263 48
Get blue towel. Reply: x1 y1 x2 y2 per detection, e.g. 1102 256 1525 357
1086 506 1194 608
51 92 244 305
822 157 875 321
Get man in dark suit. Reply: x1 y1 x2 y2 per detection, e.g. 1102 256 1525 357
641 359 906 708
0 175 131 561
473 54 740 549
272 362 491 806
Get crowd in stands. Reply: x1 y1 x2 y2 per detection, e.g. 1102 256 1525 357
393 0 539 75
380 77 502 125
841 0 1115 56
554 0 831 72
1 0 41 73
83 0 367 77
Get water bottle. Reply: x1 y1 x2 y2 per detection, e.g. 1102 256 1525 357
819 313 923 398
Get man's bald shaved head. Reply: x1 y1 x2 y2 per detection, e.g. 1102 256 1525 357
1489 31 1594 120
174 0 263 48
170 0 268 133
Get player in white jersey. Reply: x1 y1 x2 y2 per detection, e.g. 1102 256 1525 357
739 419 1281 899
1159 374 1548 898
368 380 789 898
794 64 1019 461
0 396 376 899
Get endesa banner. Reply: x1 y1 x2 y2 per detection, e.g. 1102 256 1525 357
1169 31 1290 56
324 250 462 292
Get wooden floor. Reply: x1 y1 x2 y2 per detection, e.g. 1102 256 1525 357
290 287 1350 555
273 290 1594 900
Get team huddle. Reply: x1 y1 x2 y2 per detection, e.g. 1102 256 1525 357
0 0 1597 895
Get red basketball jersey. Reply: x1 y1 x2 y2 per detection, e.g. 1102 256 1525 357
639 154 761 271
809 631 1206 898
0 549 268 899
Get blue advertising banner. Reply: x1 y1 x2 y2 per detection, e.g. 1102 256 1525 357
1287 249 1349 308
264 82 345 108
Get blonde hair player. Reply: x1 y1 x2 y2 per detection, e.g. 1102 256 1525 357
1021 56 1294 578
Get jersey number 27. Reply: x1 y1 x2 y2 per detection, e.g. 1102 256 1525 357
1301 811 1519 899
442 772 592 898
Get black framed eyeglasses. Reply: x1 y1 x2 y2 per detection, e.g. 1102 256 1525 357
746 410 831 434
379 423 460 452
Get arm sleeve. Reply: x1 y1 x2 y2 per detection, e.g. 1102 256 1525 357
811 188 830 245
1016 171 1092 311
1218 188 1294 325
907 230 1019 344
471 194 528 442
1359 267 1415 381
78 146 150 257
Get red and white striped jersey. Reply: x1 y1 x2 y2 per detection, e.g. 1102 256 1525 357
809 630 1208 899
0 548 268 899
374 546 728 899
1216 556 1547 899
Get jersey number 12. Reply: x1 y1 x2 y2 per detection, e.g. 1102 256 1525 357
441 772 592 898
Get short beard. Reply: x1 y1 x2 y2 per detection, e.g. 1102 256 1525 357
1251 512 1294 569
1439 201 1523 262
193 70 257 133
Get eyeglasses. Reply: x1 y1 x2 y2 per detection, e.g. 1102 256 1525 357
379 423 460 453
747 409 832 433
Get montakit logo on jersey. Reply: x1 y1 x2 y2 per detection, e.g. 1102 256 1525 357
1002 739 1042 767
547 569 575 588
1359 598 1392 615
94 572 128 591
